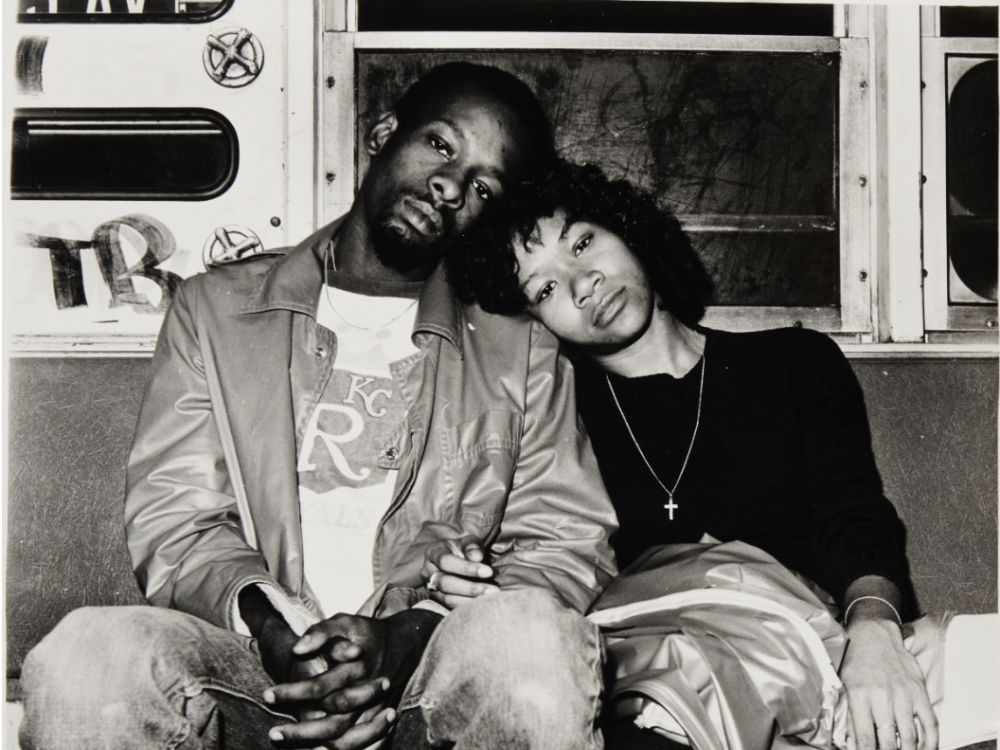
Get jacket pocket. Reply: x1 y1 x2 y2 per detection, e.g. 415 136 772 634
439 410 522 528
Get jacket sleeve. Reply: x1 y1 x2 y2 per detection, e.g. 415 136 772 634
488 321 619 614
124 280 284 630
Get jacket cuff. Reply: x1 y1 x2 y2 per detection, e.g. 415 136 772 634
232 581 321 636
412 599 450 618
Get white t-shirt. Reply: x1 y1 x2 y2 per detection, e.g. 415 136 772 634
297 283 419 618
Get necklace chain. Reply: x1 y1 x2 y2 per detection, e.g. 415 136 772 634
322 240 418 331
605 353 705 518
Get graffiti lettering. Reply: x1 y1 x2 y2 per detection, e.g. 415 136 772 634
20 0 180 13
22 214 182 314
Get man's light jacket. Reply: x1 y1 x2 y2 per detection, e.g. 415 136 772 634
124 221 619 630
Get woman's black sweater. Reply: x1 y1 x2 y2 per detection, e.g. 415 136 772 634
575 327 917 618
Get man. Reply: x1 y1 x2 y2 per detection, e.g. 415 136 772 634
19 63 617 750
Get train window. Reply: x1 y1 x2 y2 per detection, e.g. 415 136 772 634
357 50 839 310
357 0 833 35
946 59 998 306
940 6 998 38
11 108 238 200
17 0 231 22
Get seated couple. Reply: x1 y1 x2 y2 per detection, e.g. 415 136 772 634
19 62 996 750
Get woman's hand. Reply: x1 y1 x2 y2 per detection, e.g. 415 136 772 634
840 618 938 750
421 535 499 609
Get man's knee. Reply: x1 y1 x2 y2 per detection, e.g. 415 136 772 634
24 606 168 679
446 588 601 667
400 589 604 749
20 606 273 750
405 589 605 736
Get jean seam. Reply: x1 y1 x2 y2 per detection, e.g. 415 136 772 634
165 723 193 750
201 681 297 721
161 683 199 750
171 676 297 722
583 619 604 750
419 700 440 746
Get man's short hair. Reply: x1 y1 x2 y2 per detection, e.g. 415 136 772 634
445 160 714 328
393 62 556 174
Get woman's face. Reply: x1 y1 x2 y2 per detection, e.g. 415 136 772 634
514 209 655 349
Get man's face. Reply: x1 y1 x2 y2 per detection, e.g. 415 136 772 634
363 92 529 274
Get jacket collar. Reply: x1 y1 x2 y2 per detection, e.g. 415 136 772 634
242 217 465 358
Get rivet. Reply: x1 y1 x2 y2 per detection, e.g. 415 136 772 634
315 346 326 358
326 172 336 184
270 216 281 227
859 175 868 188
859 80 867 91
859 270 868 281
987 319 997 329
386 447 398 460
326 75 336 89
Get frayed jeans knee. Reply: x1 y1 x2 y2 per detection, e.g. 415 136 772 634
19 606 288 750
399 589 605 750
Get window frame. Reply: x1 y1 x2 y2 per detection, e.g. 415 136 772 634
322 26 872 336
920 18 998 338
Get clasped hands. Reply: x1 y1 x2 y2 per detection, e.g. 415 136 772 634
259 609 440 749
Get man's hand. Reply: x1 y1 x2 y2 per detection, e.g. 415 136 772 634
238 586 328 688
265 608 442 747
841 619 938 750
422 536 499 609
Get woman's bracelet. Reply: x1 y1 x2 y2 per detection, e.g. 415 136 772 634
843 595 903 628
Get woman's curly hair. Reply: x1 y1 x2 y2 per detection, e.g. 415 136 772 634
445 160 713 327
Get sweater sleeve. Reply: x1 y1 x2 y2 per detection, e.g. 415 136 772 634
793 331 918 619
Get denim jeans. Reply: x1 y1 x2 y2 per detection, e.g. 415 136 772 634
399 589 605 750
19 589 604 750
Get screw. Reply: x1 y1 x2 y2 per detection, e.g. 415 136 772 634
326 172 336 183
987 319 997 329
859 176 868 187
859 80 867 91
859 270 868 281
270 216 281 227
326 75 335 89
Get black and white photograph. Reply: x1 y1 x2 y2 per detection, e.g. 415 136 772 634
2 1 998 748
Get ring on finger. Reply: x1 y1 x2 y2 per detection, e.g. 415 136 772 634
875 724 897 731
427 570 442 593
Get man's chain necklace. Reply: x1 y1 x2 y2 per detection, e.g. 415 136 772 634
322 240 418 331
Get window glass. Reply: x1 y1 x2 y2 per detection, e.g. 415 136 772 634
358 50 839 307
358 1 833 35
947 59 998 304
940 6 998 38
18 0 230 22
11 108 238 200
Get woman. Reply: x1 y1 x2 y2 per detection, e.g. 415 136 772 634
424 161 995 750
